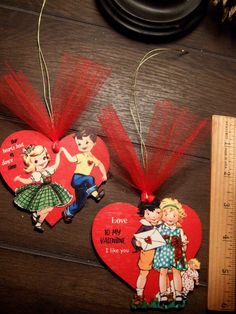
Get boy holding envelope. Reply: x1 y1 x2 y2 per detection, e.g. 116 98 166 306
131 198 165 307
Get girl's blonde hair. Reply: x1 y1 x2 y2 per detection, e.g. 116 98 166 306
23 145 50 173
188 258 200 270
160 197 186 226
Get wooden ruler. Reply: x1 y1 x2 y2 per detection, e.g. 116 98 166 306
208 115 236 311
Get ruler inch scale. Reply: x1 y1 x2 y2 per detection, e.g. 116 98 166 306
208 115 236 312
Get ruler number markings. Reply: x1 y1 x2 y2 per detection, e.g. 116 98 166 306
208 115 236 311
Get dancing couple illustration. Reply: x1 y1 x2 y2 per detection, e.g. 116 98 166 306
14 129 107 232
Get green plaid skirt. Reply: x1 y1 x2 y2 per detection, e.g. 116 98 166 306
14 182 72 212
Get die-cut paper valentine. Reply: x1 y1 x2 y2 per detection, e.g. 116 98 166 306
94 48 210 310
0 54 110 231
0 130 109 230
92 202 202 308
97 101 208 310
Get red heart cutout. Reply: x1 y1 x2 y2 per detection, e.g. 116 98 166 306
92 202 202 302
0 130 109 226
144 236 152 244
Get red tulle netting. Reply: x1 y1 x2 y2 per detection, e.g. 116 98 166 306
99 102 209 202
0 54 111 141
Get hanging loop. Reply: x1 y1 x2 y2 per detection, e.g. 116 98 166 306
130 48 188 169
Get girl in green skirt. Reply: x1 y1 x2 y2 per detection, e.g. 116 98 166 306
14 145 72 232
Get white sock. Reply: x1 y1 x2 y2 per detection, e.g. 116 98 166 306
136 288 144 296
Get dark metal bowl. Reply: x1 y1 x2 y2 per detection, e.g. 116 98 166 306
96 0 208 41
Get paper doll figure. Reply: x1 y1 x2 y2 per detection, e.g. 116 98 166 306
153 198 188 307
182 258 200 298
61 129 107 223
14 145 72 232
131 198 164 309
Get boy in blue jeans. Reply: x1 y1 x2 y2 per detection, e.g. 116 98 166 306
61 129 107 222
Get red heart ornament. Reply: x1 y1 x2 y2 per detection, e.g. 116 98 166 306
0 130 110 226
92 202 202 302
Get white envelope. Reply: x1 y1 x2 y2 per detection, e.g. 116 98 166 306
134 228 166 251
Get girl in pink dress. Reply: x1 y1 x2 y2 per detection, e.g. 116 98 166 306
182 258 200 297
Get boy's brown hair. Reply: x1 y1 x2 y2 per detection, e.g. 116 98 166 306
74 129 97 143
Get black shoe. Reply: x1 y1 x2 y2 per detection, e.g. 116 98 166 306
95 190 105 202
130 294 148 309
34 223 44 233
62 211 73 223
159 293 168 306
175 293 183 304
